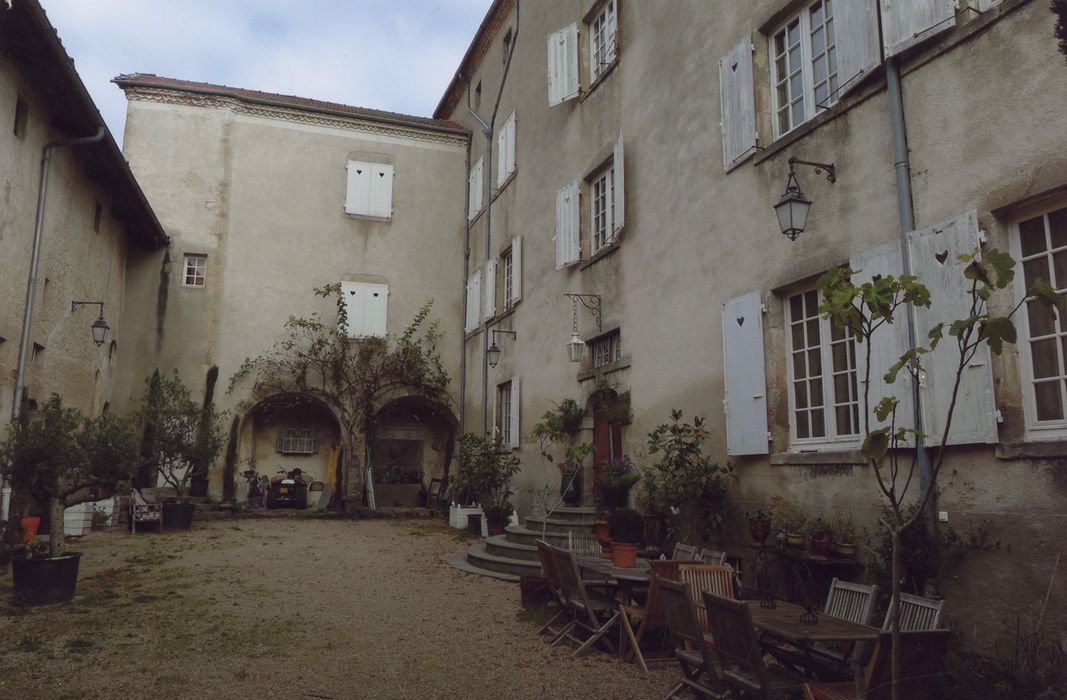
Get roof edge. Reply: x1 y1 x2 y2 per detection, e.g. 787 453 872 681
433 0 512 119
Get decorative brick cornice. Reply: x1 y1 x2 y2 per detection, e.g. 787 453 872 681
125 87 468 147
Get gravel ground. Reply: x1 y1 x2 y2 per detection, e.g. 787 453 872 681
0 517 677 699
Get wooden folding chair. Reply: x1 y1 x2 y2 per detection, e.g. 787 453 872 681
535 540 574 644
425 478 443 509
672 543 698 560
803 629 951 700
699 548 727 565
619 559 698 672
658 577 726 699
704 592 807 700
551 545 630 658
882 593 944 631
566 531 602 558
679 563 735 633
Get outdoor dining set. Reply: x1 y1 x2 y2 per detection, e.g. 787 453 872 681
535 540 950 699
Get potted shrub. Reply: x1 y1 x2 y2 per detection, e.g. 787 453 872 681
557 443 593 507
807 515 833 558
137 371 225 530
744 507 773 547
770 496 807 548
447 433 519 536
483 502 514 536
830 511 858 558
607 507 644 568
1 395 138 605
593 455 640 557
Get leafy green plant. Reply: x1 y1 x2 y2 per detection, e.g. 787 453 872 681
829 511 858 543
769 496 806 534
1 395 138 557
531 398 586 465
447 433 519 511
607 507 644 544
644 410 732 545
743 508 771 523
594 455 640 511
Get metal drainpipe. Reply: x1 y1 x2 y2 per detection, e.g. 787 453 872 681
459 120 472 435
885 57 937 534
466 0 519 436
11 127 106 421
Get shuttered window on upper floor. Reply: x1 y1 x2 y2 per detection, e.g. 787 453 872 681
340 281 388 338
345 161 394 219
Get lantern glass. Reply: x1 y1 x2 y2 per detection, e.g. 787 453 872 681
566 332 586 363
774 188 812 241
487 341 501 368
90 317 110 347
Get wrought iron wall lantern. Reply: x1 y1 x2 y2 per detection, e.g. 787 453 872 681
487 329 516 368
564 293 602 363
774 156 837 241
70 300 110 346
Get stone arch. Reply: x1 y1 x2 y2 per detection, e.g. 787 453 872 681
369 392 458 508
235 393 342 504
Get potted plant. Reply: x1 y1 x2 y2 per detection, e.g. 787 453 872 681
483 502 514 536
447 433 519 536
807 515 833 558
557 443 593 507
595 455 640 511
607 507 644 568
830 511 858 558
137 370 225 530
770 496 807 549
1 395 138 605
744 507 773 547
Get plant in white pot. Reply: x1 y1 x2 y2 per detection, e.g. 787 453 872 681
1 395 138 604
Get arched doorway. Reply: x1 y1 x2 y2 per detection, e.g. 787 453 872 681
370 395 457 508
588 386 630 501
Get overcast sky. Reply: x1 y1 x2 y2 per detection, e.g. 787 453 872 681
41 0 491 144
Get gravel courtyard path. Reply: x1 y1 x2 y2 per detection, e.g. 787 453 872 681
0 517 676 699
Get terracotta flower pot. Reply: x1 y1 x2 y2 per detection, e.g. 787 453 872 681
785 532 805 549
610 542 638 568
808 532 832 558
20 515 41 544
748 518 771 546
833 541 857 559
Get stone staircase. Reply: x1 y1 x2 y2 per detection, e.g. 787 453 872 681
448 506 598 582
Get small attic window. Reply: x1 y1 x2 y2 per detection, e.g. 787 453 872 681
502 28 513 65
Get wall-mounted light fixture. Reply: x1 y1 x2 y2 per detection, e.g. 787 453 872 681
774 156 837 241
564 293 602 363
487 329 516 368
70 300 110 346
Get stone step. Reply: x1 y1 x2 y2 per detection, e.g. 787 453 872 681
463 542 541 579
521 515 598 534
445 551 520 583
484 534 539 562
505 525 575 547
531 505 598 523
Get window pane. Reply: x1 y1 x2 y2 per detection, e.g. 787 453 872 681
813 55 827 85
797 411 810 439
1024 257 1051 288
791 322 805 349
788 20 800 46
779 109 791 134
832 339 847 370
804 290 818 313
1031 339 1060 378
812 27 825 57
811 2 824 28
1050 208 1067 249
1062 336 1067 375
810 408 826 437
796 381 809 408
793 101 805 125
808 348 822 377
1019 216 1047 256
793 351 807 379
1035 380 1064 421
806 319 821 345
809 379 824 407
836 405 852 434
815 83 828 106
833 373 850 402
790 71 803 100
1027 300 1056 338
1054 250 1067 290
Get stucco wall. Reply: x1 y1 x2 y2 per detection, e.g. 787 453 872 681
447 0 1067 655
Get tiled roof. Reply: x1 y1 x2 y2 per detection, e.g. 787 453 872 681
114 74 467 135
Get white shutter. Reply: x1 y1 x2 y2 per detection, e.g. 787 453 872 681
719 37 757 172
880 0 956 59
345 161 372 215
908 210 998 445
509 377 521 448
850 243 915 442
612 134 625 238
976 0 1001 10
555 180 581 269
367 164 394 218
836 0 881 97
547 23 580 106
340 282 388 338
465 269 481 333
468 158 483 221
722 292 769 456
511 236 522 303
484 258 497 320
497 112 516 187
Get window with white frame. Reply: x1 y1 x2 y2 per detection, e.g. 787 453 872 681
497 381 512 445
276 428 318 455
1013 203 1067 433
468 157 484 220
590 164 616 254
786 289 860 445
496 111 516 187
345 160 394 219
770 0 838 138
183 254 207 287
502 247 514 311
588 0 617 82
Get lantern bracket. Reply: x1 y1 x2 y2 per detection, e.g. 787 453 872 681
788 156 836 183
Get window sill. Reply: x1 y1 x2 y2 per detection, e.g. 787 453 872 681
770 450 866 467
581 59 618 101
345 213 392 223
580 239 620 270
996 440 1067 460
491 170 517 204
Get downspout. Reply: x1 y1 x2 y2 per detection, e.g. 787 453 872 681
466 0 519 436
11 127 106 420
885 57 937 535
459 112 473 435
